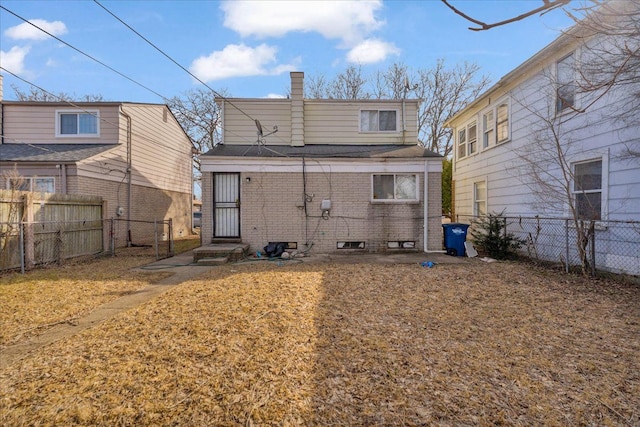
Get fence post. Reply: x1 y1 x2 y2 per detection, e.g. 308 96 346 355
20 222 25 274
564 219 570 274
22 193 35 270
154 220 159 260
590 221 596 277
110 218 115 256
169 219 174 257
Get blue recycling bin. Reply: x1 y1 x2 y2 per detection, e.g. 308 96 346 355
442 223 469 256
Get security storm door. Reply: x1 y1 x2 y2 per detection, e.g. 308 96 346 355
213 173 240 238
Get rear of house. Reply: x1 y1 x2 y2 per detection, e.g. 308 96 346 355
0 96 194 243
200 72 443 256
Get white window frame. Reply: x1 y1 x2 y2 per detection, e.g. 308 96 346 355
371 173 419 203
457 120 477 159
480 97 510 149
572 158 605 220
473 180 487 217
360 109 398 133
8 177 55 193
56 109 100 137
556 52 576 114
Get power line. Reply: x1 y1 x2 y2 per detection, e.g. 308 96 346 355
92 0 257 123
0 5 169 102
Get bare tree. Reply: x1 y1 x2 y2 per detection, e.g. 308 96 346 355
306 61 489 156
11 85 104 102
329 65 370 100
305 74 330 99
414 60 490 156
513 1 640 275
167 88 227 172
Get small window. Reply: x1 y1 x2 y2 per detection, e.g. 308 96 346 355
457 120 477 158
556 53 576 113
481 99 510 148
573 160 602 220
483 110 494 148
496 103 509 143
468 122 477 154
360 110 397 132
372 174 418 201
57 110 99 136
337 241 366 249
473 181 486 216
457 128 467 159
8 177 55 193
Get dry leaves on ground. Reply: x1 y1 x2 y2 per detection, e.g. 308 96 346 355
1 260 638 426
0 255 169 346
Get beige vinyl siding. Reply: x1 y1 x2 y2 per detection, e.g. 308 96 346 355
304 100 419 145
1 103 120 144
221 99 292 145
75 104 192 194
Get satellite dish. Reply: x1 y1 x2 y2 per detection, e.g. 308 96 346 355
255 119 263 137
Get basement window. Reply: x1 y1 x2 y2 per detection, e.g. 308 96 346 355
268 242 297 250
387 241 416 249
337 241 366 249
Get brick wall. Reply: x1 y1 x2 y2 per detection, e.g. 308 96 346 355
72 176 192 243
202 170 443 254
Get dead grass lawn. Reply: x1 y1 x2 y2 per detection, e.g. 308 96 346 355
1 260 638 426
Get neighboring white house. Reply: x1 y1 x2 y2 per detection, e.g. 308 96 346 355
449 2 639 221
447 2 639 274
199 72 443 255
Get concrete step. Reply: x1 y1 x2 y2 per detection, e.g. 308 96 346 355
193 243 250 263
196 256 230 266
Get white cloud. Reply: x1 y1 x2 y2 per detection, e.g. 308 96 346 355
4 19 67 41
0 46 31 74
221 0 384 46
346 39 400 64
265 93 287 99
189 43 296 82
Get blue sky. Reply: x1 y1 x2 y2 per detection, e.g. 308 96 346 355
0 0 577 103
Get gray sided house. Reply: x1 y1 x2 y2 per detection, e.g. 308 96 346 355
447 2 640 274
0 88 194 241
200 72 443 255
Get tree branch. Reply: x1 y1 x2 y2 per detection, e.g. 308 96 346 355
441 0 572 31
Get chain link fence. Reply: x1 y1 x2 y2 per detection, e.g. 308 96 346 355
456 215 640 277
1 218 174 274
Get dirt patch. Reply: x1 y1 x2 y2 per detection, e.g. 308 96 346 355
1 261 638 426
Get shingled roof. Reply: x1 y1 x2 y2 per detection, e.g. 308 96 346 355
203 144 441 159
0 144 115 163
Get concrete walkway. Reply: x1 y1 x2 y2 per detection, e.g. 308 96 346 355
1 251 469 368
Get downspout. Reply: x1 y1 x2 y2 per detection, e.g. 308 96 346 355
119 105 132 246
423 160 428 252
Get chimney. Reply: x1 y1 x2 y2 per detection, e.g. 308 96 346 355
290 71 304 147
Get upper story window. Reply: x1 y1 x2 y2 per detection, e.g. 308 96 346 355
372 174 418 202
573 159 602 220
457 120 477 159
360 110 397 132
556 53 576 113
56 110 100 137
481 98 510 148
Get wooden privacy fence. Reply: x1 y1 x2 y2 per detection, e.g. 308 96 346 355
0 190 107 271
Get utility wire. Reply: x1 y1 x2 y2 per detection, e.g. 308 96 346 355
0 5 169 102
92 0 256 123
